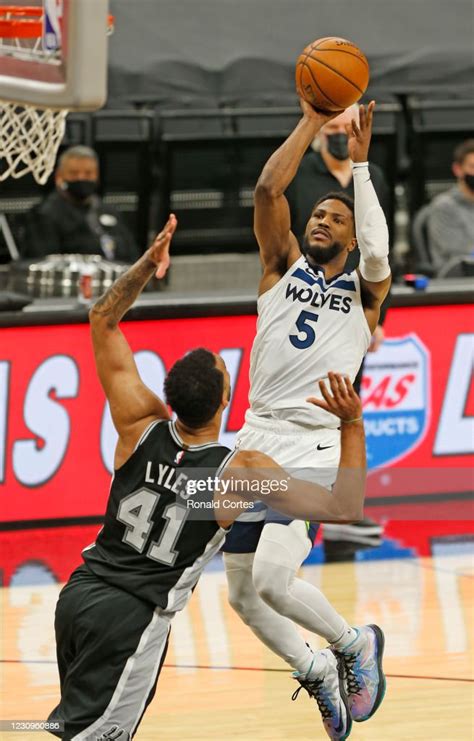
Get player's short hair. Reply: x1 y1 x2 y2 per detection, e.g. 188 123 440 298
57 145 99 170
453 139 474 165
164 348 224 428
313 191 355 219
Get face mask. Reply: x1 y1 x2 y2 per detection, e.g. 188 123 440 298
62 179 98 201
463 173 474 192
326 133 349 161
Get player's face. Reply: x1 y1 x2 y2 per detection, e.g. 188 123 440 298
453 153 474 182
303 199 355 265
464 153 474 175
56 156 99 187
214 354 231 404
56 157 99 197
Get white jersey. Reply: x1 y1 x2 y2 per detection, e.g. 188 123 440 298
248 255 371 429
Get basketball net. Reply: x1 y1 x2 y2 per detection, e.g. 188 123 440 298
0 104 68 184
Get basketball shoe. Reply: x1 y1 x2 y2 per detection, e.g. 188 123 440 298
292 648 352 740
332 624 386 722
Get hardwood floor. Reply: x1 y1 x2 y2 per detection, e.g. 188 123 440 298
1 552 472 740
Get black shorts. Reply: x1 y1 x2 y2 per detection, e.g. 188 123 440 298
48 564 170 740
222 509 320 554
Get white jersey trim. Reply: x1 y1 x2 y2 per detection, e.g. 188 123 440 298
134 418 165 451
257 254 305 311
353 269 373 343
71 609 171 740
165 527 228 612
169 420 223 451
215 447 239 479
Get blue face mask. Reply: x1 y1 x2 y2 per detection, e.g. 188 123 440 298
326 133 349 161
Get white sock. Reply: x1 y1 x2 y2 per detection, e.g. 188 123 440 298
332 626 360 650
252 522 353 643
303 649 328 679
224 551 316 674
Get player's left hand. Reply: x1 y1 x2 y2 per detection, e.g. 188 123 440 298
300 97 345 127
306 371 363 422
146 214 178 279
346 100 375 162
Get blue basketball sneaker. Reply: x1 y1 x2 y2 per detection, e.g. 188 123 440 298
292 649 352 740
332 624 386 722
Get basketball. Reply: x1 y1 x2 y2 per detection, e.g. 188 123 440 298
296 37 370 112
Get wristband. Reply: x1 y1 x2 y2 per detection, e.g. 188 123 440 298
341 416 363 424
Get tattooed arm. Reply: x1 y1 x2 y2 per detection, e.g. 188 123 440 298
89 215 177 468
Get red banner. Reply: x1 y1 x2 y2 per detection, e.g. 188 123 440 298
1 305 473 524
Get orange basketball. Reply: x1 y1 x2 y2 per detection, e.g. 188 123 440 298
296 37 370 112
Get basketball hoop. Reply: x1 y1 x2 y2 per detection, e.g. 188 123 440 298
0 4 114 184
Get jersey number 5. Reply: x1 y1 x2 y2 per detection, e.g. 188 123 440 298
117 487 188 566
290 310 319 349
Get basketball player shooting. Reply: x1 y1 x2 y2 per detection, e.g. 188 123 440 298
48 216 368 740
222 101 391 740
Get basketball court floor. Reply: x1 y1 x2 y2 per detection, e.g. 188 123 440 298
1 542 472 740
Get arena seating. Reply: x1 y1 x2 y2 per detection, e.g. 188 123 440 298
406 97 474 216
156 103 400 254
0 114 91 263
0 97 470 267
92 110 156 250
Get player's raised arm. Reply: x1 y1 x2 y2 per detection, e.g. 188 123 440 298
220 373 366 524
89 215 177 463
348 102 392 326
255 101 343 294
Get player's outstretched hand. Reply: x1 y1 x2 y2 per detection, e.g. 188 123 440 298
146 214 178 279
307 372 363 423
346 100 375 163
300 97 345 126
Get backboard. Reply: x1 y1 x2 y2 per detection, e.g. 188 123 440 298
0 0 110 110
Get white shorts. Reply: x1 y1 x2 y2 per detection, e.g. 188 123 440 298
233 410 341 523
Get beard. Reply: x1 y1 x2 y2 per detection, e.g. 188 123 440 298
302 237 345 266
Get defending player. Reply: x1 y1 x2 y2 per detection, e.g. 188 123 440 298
48 216 367 740
222 101 390 738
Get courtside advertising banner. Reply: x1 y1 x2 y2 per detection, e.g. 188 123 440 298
0 304 473 524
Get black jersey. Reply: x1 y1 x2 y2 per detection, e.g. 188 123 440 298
83 419 233 610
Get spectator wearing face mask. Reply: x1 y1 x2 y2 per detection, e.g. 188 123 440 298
286 105 390 240
425 139 474 274
19 146 140 262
